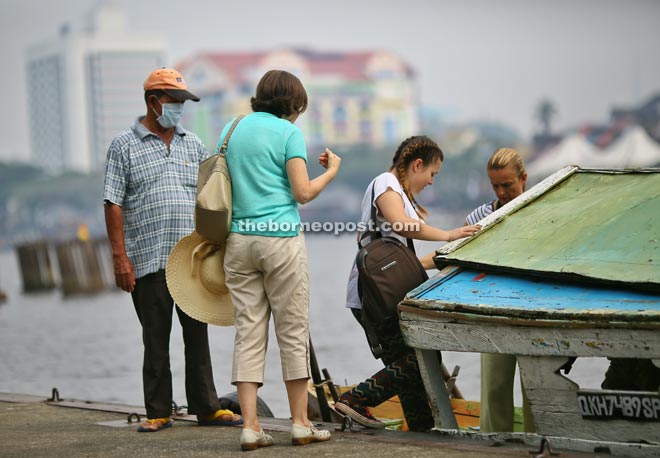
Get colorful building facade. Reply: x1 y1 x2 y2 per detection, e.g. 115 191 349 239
177 48 420 150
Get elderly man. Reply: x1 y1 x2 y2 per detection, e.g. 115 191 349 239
103 67 241 432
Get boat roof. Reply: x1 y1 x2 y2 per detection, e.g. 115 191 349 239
435 167 660 292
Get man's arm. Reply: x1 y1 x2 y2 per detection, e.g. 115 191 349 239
104 201 135 292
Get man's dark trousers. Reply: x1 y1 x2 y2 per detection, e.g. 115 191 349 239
131 270 221 418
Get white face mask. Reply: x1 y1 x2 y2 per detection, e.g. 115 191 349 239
153 98 184 128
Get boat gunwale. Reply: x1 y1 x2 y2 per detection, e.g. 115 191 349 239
398 303 660 329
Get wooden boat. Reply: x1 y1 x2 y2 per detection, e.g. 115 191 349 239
307 380 525 432
398 167 660 457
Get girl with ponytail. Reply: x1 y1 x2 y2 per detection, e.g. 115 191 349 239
336 136 480 432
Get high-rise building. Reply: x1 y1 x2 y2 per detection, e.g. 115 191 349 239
177 48 420 150
26 5 164 172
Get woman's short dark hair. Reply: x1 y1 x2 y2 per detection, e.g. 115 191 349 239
250 70 308 118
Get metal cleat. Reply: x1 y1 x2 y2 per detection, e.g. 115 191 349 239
529 436 560 457
335 415 359 432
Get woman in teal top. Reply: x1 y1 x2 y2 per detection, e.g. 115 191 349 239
219 70 341 451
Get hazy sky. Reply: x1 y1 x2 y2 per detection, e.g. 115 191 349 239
1 0 659 161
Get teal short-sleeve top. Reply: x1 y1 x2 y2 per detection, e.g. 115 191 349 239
217 112 307 237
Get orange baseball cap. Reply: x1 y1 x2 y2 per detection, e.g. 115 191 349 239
143 67 200 102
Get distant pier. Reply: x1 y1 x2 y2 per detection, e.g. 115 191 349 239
15 237 115 297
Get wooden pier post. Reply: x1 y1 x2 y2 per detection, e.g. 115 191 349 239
15 241 56 292
92 238 115 290
55 239 105 296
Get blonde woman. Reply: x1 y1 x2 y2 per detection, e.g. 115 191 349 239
465 147 534 433
465 147 527 225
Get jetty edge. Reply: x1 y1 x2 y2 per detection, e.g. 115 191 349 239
0 391 602 457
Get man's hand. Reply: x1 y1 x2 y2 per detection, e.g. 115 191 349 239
113 253 135 293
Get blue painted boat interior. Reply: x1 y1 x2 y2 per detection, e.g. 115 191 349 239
413 269 660 316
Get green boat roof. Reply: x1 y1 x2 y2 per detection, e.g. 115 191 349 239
435 167 660 290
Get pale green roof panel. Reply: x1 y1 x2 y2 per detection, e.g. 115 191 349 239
435 168 660 290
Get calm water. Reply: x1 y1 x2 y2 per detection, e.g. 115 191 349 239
0 232 608 418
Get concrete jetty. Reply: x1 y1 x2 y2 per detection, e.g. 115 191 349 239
0 392 607 458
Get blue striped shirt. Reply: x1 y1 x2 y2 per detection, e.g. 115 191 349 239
103 117 209 279
465 201 495 226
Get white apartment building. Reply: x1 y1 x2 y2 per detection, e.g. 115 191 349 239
26 5 164 172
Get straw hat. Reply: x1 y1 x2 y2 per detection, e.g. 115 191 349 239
166 232 234 326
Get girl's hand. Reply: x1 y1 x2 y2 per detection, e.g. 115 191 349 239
448 225 481 241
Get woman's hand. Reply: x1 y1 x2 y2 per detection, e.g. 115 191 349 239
319 148 341 174
287 148 341 204
447 224 481 242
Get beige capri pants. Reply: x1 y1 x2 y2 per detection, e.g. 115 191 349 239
224 232 311 385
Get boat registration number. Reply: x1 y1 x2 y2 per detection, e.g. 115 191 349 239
577 390 660 421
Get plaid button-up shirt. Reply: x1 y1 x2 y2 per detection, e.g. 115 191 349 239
103 117 209 279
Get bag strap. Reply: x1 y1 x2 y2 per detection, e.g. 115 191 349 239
406 237 415 253
358 185 381 247
217 115 245 154
358 182 416 254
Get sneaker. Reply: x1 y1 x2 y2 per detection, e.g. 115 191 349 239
291 422 331 446
240 427 273 451
334 400 386 429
